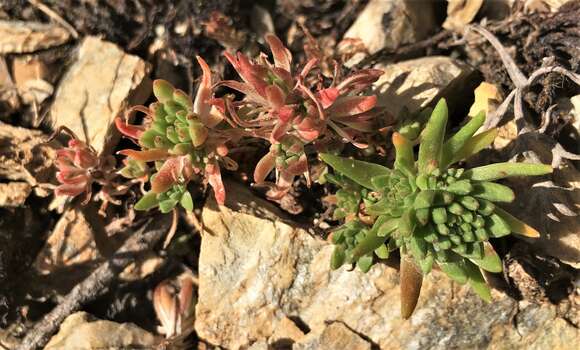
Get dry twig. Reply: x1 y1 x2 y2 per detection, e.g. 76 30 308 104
16 215 172 350
26 0 79 39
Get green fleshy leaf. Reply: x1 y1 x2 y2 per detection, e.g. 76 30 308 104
180 191 194 211
331 246 346 270
371 174 391 189
494 206 540 238
153 79 175 103
447 128 498 166
173 89 193 111
445 180 473 195
468 242 502 273
486 214 511 237
414 190 437 209
357 255 374 273
377 218 399 237
375 244 390 259
366 198 391 215
320 153 391 190
159 198 178 213
350 229 388 262
415 208 430 225
418 253 434 274
463 162 553 181
439 256 468 284
432 207 448 224
134 192 160 211
441 111 486 168
465 261 492 302
393 133 416 176
418 99 448 174
409 234 427 260
472 182 515 202
399 209 417 236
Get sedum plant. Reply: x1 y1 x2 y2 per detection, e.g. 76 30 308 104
115 57 242 213
321 99 552 318
220 34 383 199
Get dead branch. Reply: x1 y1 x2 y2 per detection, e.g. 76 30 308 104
16 215 172 350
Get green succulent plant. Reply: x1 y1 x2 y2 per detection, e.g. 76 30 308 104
321 99 552 318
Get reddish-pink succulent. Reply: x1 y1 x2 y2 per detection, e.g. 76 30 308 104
218 34 383 198
115 57 241 211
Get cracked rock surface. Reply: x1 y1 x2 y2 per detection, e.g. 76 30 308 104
195 182 579 350
50 36 151 155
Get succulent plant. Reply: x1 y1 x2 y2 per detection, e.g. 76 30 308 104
116 57 242 213
220 34 383 199
321 99 553 318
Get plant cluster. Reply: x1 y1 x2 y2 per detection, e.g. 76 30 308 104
321 99 552 317
57 34 383 213
51 34 554 319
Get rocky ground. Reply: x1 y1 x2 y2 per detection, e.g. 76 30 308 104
0 0 579 349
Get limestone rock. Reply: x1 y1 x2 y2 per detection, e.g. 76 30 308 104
0 20 71 54
45 312 159 349
195 182 579 349
0 121 56 187
373 56 474 118
50 36 151 155
0 57 20 115
0 182 31 207
443 0 485 31
34 206 163 294
341 0 436 66
293 322 371 350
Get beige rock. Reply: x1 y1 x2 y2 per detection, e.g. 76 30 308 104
45 312 159 350
0 121 56 186
12 56 54 105
373 56 474 118
341 0 436 66
35 206 163 293
0 20 71 54
34 207 101 277
0 57 20 115
195 182 579 349
443 0 485 31
0 182 31 207
294 322 371 350
50 36 151 155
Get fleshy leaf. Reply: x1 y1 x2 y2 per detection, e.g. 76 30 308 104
486 214 511 237
465 261 492 302
462 163 553 181
180 191 194 211
320 153 391 190
392 132 415 175
350 228 388 261
134 192 160 211
447 128 498 166
441 111 485 168
153 79 175 103
472 182 515 202
418 99 447 174
418 253 434 274
494 207 540 237
331 246 346 270
400 254 423 319
357 255 374 273
467 242 502 273
375 244 390 259
439 254 468 284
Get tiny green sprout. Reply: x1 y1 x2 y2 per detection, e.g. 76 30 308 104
320 98 552 318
